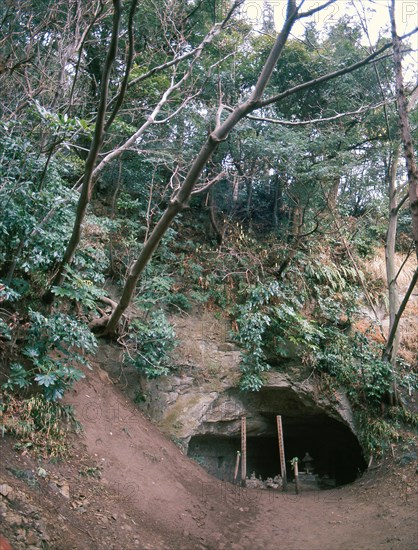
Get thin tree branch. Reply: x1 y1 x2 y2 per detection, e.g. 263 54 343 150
383 268 418 361
258 29 418 109
393 192 409 215
240 100 392 126
297 0 335 19
191 171 227 196
105 0 139 131
393 244 415 284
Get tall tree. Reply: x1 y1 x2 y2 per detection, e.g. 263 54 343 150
100 0 402 335
390 1 418 259
382 1 418 372
44 0 243 299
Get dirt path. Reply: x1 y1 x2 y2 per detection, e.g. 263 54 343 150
1 363 417 549
66 365 417 549
64 365 251 549
241 481 417 550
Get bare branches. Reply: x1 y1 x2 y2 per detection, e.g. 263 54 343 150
93 66 189 177
191 171 227 196
240 100 393 126
124 0 243 93
92 6 239 179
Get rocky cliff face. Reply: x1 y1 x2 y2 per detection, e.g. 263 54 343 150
132 311 366 485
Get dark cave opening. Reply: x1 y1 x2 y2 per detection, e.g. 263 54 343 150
188 414 366 487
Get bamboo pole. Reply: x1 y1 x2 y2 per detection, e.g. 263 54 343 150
234 451 241 483
293 458 300 495
276 415 287 491
241 416 247 486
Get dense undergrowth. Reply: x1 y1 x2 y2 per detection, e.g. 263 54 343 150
1 169 417 458
1 184 417 457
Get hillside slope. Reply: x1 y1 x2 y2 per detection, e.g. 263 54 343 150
1 359 417 549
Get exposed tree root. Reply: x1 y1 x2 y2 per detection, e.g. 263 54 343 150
89 314 111 334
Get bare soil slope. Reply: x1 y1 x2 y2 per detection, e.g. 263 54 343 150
1 362 417 549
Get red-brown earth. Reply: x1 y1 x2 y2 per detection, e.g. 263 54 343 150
1 362 417 549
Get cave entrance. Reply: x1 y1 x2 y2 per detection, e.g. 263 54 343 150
188 414 366 487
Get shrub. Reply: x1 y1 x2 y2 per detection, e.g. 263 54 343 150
2 310 97 401
123 311 176 378
1 392 79 456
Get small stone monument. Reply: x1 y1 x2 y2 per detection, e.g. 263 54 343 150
302 452 314 474
246 471 262 489
298 452 319 490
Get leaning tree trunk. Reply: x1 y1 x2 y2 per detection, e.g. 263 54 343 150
384 146 401 404
44 0 122 302
102 0 303 335
390 0 418 260
383 267 418 365
101 0 394 334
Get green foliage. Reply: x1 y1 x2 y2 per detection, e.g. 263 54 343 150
3 310 97 400
0 122 77 282
231 261 395 408
34 101 93 137
387 406 418 428
123 311 176 378
52 267 107 312
1 392 79 456
233 280 321 391
396 359 418 396
0 318 12 341
315 328 391 405
356 411 400 458
303 258 359 292
0 282 21 302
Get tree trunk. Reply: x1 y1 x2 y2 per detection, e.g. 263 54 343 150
327 176 339 211
390 0 418 260
290 201 302 243
208 191 224 245
102 0 303 334
246 177 253 222
44 0 122 303
385 147 401 356
272 173 280 232
384 146 401 404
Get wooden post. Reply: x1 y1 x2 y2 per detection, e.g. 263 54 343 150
294 458 300 495
234 451 241 482
276 415 287 491
241 415 247 486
